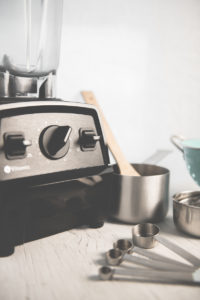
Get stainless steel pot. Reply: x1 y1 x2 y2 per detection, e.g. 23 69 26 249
173 191 200 237
109 164 169 224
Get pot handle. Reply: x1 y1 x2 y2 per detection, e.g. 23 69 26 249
170 135 185 153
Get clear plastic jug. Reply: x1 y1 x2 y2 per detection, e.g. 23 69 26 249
0 0 63 97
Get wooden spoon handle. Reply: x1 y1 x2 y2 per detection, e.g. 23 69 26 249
81 91 140 176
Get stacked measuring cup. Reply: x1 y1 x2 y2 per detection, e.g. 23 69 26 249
99 223 200 285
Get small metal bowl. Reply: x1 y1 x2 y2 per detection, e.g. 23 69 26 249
132 223 160 248
173 191 200 237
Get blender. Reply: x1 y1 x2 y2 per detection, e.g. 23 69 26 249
0 0 111 255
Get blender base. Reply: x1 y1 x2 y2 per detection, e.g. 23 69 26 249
0 167 112 256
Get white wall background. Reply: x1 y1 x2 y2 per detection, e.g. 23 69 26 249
57 0 200 162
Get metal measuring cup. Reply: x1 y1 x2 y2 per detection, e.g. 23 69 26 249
132 223 160 248
109 164 169 224
132 223 200 268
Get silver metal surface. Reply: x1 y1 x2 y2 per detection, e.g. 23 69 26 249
39 72 55 98
113 238 194 269
132 224 200 266
132 223 159 249
98 266 200 285
106 249 124 266
157 236 200 267
14 76 37 95
110 164 169 224
0 70 55 98
173 191 200 237
0 71 9 97
106 247 193 271
134 246 194 268
121 254 194 271
113 239 134 254
0 71 38 97
99 266 114 280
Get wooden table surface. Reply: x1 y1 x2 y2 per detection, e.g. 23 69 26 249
0 151 200 300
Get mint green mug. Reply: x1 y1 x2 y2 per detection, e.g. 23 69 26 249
171 135 200 186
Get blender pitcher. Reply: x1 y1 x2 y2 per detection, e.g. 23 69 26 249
0 0 63 98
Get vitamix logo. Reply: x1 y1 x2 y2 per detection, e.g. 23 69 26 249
4 165 30 174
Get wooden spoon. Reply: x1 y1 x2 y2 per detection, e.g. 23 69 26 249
81 91 140 176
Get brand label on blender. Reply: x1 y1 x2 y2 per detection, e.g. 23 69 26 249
4 165 30 174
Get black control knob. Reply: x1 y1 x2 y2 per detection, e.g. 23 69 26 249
4 132 32 159
40 125 72 159
80 129 100 150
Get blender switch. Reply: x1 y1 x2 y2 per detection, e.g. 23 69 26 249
4 133 32 159
80 129 101 150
